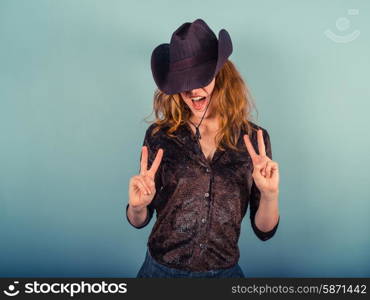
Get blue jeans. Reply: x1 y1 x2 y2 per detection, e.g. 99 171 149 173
136 248 245 278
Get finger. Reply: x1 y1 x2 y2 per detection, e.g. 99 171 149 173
262 165 266 177
142 175 155 194
132 177 148 195
260 162 267 177
140 146 148 175
265 161 272 178
267 162 279 179
137 176 152 195
257 129 266 157
149 148 164 176
134 176 151 195
252 167 263 180
243 134 257 162
271 163 279 177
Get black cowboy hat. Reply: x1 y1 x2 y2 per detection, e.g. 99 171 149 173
151 18 233 95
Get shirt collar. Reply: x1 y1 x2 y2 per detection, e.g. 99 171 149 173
171 122 248 167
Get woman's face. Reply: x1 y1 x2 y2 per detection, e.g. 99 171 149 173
180 77 216 120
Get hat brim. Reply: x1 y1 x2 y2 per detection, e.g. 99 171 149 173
151 29 233 95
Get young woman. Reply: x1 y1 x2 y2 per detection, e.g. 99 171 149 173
126 19 280 278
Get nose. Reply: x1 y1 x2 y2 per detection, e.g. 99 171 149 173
186 88 201 97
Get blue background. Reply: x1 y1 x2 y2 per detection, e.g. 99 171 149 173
0 0 369 277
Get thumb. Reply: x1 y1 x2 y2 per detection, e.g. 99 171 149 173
252 165 265 180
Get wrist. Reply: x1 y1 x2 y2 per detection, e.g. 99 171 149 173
129 203 147 214
260 190 279 201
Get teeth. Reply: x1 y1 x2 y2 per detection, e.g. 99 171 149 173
191 96 205 101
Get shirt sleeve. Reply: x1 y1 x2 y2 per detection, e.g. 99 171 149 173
249 128 280 241
126 125 162 229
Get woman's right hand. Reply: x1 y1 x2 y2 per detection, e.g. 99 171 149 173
128 145 164 210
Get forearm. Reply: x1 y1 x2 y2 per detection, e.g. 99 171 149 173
127 204 148 227
254 191 279 232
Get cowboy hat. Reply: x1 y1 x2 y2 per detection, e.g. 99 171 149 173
151 18 233 95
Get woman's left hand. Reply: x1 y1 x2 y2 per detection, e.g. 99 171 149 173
243 129 280 198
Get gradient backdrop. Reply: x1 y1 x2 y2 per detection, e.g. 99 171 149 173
0 0 369 277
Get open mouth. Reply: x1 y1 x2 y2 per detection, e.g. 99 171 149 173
191 96 208 110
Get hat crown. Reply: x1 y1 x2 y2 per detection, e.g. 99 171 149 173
169 19 218 63
150 18 233 94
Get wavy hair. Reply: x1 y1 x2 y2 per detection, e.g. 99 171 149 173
143 59 259 152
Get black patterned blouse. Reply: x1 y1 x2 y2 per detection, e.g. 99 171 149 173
126 121 280 272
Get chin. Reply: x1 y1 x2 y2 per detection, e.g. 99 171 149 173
192 110 210 119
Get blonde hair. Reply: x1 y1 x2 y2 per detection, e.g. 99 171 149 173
143 59 260 152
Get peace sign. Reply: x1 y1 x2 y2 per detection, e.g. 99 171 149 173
243 129 279 198
128 146 164 209
140 145 163 179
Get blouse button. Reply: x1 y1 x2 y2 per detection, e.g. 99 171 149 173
204 192 210 198
201 218 206 224
205 168 210 173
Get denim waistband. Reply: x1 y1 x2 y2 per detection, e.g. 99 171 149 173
145 247 240 277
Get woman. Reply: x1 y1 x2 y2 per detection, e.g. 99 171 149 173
126 19 280 278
